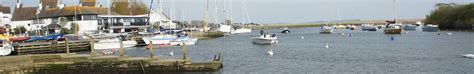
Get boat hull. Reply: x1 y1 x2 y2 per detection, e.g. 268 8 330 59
384 28 402 34
231 28 252 34
422 27 439 32
320 29 333 34
403 26 417 30
252 37 278 44
0 43 13 56
94 38 137 50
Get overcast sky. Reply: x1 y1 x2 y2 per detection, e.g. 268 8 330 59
0 0 472 24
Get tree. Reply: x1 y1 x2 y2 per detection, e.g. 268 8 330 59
112 0 149 15
70 23 79 34
425 3 474 30
13 26 27 35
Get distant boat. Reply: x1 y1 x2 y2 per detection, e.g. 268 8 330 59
281 28 290 33
94 38 137 50
320 26 333 34
422 24 439 32
0 40 14 56
218 25 232 33
334 25 346 29
361 24 377 31
462 54 474 59
252 34 278 44
403 24 417 30
231 28 252 34
383 21 402 34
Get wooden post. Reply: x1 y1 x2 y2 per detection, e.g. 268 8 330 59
65 38 70 54
149 41 154 58
90 40 95 56
181 43 190 64
120 39 124 57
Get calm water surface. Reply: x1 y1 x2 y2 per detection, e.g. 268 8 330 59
116 27 473 73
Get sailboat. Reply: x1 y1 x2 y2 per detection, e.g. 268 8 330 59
320 25 333 34
383 0 402 34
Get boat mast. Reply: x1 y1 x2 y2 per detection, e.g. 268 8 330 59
204 0 209 32
242 0 250 26
145 0 154 32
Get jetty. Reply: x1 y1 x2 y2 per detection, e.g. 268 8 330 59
13 39 91 55
0 43 223 73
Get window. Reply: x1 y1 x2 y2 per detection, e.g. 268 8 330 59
82 15 98 20
33 19 44 24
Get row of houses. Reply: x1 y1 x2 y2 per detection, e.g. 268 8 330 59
0 0 176 35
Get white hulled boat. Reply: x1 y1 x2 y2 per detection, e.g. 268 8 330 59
403 24 417 30
361 24 377 31
0 40 13 56
231 28 252 34
320 26 333 34
142 34 177 45
94 38 137 50
170 36 198 46
252 34 278 44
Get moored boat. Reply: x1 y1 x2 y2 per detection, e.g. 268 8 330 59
361 24 377 31
0 40 13 56
422 24 439 32
320 26 333 34
403 24 417 30
94 38 137 50
142 34 177 45
384 20 402 34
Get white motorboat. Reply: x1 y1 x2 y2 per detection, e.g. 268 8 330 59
0 41 13 56
142 34 177 45
320 26 333 34
252 34 278 44
94 38 137 50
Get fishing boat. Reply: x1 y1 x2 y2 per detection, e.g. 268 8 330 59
422 24 439 32
361 24 377 31
94 37 137 50
320 26 333 34
252 34 278 44
0 40 13 56
384 21 402 34
403 24 417 30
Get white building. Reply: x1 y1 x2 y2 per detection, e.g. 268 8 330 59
0 5 11 28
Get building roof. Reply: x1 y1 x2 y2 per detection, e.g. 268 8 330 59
0 5 10 14
11 4 38 21
35 6 120 19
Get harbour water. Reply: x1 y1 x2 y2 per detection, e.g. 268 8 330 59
102 27 473 73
